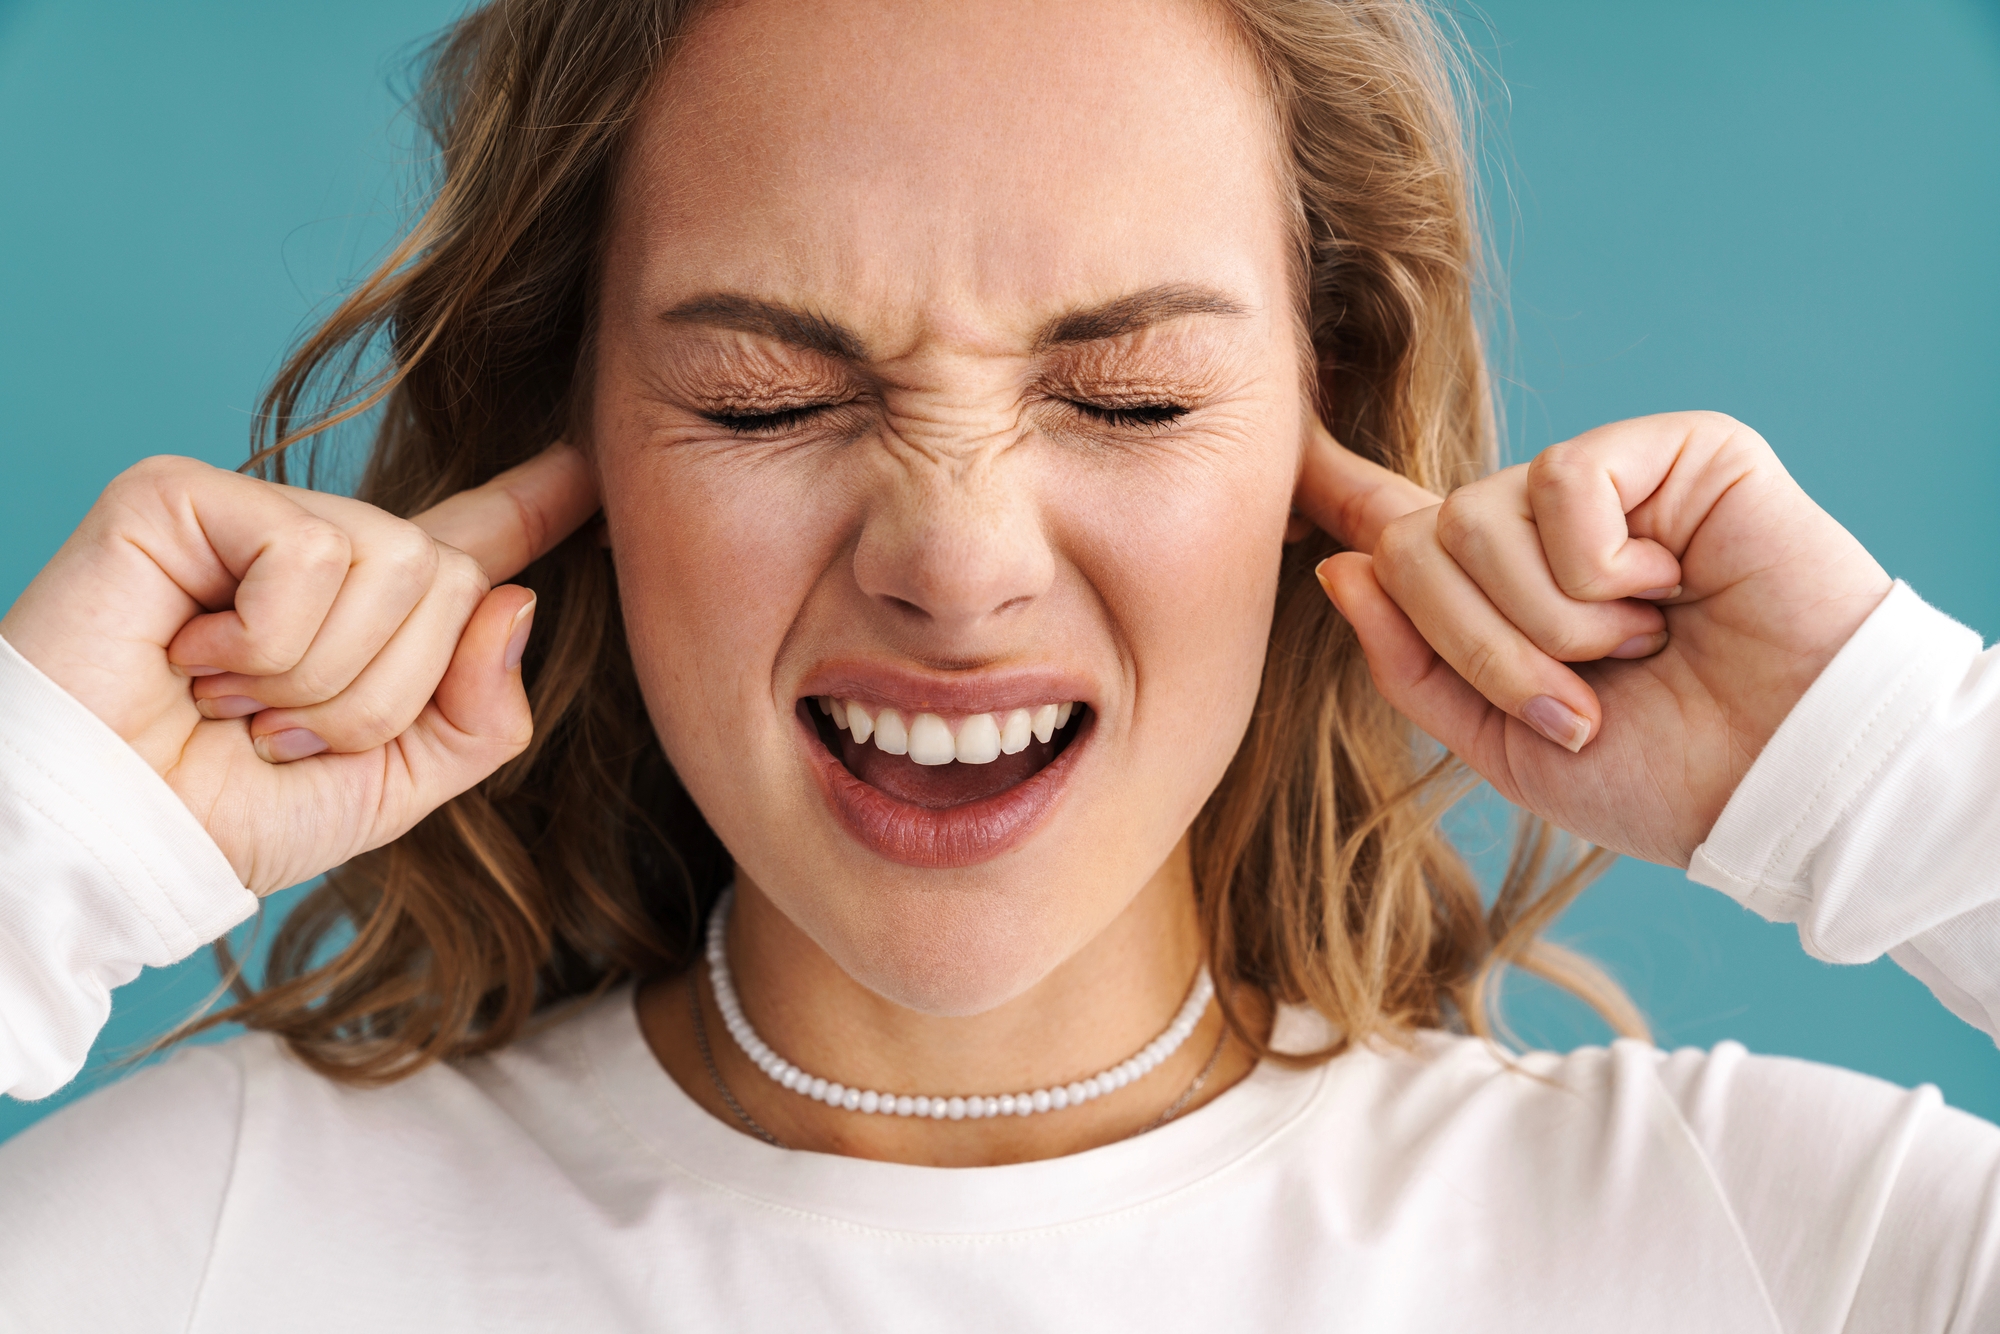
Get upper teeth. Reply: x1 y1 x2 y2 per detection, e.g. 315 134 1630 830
816 697 1078 766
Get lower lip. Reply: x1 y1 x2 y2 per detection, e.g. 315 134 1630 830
799 707 1088 868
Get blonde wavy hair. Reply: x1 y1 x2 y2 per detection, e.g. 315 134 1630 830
190 0 1643 1083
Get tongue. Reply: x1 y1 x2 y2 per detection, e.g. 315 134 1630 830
839 732 1057 808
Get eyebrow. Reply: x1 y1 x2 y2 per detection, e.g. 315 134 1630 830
659 283 1250 363
1034 284 1251 349
659 294 867 362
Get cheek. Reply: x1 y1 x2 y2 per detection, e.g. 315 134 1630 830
593 425 844 780
1048 424 1300 784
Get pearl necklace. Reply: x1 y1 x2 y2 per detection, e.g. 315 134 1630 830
704 889 1216 1120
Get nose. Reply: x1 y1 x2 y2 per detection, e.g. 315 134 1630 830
851 454 1056 639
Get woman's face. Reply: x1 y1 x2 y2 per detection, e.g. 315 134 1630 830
594 0 1305 1014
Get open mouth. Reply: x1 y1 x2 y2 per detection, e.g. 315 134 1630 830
798 693 1091 867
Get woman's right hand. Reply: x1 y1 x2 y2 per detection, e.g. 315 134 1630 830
0 446 600 895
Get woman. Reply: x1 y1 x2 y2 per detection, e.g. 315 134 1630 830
1 0 1996 1328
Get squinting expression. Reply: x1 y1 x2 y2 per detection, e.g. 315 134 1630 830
592 0 1308 1015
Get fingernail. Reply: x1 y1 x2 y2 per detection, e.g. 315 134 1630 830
1607 632 1668 660
1637 585 1682 600
1521 696 1591 753
195 695 263 720
174 664 227 677
504 597 537 672
253 728 328 764
1314 558 1338 600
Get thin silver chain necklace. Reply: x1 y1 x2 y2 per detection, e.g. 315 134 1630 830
691 890 1228 1150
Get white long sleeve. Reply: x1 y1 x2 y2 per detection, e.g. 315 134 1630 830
1690 581 2000 1040
0 634 255 1100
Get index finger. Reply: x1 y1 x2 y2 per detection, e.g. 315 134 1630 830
412 444 601 581
1294 422 1442 555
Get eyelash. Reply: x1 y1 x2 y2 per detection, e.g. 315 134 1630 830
700 398 1192 436
701 405 835 435
1067 400 1190 431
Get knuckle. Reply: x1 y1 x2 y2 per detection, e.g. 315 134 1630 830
439 548 490 600
1432 491 1484 555
380 524 441 591
502 713 536 755
1526 441 1592 494
335 695 412 751
1555 569 1615 601
285 661 346 704
234 648 288 676
1688 410 1770 460
1374 511 1426 565
1334 492 1377 551
1536 622 1599 662
107 455 205 511
239 639 310 676
119 454 200 488
292 517 354 576
506 484 552 569
1456 637 1511 700
1683 408 1745 436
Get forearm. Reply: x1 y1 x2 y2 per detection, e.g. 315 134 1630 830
0 634 254 1100
1690 582 2000 1038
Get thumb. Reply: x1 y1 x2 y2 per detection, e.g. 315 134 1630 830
234 583 539 893
377 584 539 820
1317 552 1495 760
1294 422 1441 555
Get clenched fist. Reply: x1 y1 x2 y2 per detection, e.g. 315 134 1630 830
1302 412 1893 866
0 446 600 894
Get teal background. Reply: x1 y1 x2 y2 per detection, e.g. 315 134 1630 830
1 1 1995 1140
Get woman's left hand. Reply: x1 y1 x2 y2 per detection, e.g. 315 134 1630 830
1302 411 1892 866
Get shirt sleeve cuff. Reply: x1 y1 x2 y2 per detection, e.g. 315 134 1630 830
0 633 256 959
1687 581 1983 941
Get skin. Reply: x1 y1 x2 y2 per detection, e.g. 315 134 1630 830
601 0 1297 1160
1308 414 1892 867
0 0 1893 1168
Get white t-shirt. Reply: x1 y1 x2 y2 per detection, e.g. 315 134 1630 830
2 581 1999 1332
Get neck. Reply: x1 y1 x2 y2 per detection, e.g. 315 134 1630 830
637 837 1267 1166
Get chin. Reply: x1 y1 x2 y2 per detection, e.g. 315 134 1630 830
812 876 1093 1017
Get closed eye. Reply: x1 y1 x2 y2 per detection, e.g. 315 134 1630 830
1067 401 1191 430
702 403 839 435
